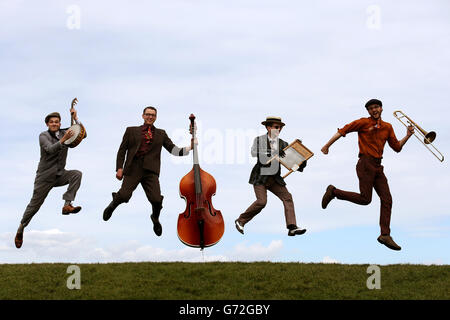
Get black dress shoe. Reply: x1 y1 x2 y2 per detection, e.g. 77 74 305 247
288 227 307 236
235 220 244 235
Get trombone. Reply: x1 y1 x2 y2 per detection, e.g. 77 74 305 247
393 110 444 162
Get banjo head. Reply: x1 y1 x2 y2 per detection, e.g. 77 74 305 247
64 124 86 147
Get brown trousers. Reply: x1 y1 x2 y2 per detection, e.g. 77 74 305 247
333 155 393 235
114 157 163 205
237 177 297 229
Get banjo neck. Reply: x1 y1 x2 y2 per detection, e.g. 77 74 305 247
70 97 78 126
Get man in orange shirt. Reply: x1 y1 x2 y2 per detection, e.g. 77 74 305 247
321 99 414 251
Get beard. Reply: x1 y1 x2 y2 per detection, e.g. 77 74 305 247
270 129 280 138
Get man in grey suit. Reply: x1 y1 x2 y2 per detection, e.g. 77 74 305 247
14 108 83 249
103 106 193 237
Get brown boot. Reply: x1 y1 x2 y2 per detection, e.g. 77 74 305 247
321 185 336 209
14 231 23 249
377 235 401 251
62 204 82 215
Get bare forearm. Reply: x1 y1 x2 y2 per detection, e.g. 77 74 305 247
397 126 415 150
321 132 342 154
326 132 342 147
398 134 412 149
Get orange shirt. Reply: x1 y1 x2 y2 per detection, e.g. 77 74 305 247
338 117 402 158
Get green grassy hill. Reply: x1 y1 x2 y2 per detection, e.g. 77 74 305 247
0 262 448 300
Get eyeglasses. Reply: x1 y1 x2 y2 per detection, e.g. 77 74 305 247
144 113 157 117
270 125 282 129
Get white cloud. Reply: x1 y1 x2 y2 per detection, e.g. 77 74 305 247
0 229 96 263
227 240 283 261
422 259 444 266
322 256 340 264
0 230 283 263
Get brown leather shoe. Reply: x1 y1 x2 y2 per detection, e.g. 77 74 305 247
321 185 336 209
377 235 402 251
15 232 23 249
62 204 82 215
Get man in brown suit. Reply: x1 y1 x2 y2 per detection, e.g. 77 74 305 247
103 106 193 236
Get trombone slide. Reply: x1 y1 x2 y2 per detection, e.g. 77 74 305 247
393 110 444 162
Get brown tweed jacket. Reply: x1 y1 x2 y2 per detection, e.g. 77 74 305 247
116 125 186 176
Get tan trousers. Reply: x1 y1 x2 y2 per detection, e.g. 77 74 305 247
237 177 297 229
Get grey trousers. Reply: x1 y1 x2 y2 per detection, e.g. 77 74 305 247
20 170 82 228
237 177 297 229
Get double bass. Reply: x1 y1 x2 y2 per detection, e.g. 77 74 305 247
177 114 224 249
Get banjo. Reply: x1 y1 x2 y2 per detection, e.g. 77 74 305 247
64 97 87 148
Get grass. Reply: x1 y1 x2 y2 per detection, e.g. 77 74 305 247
0 262 448 300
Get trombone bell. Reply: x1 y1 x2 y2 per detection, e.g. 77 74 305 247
393 110 444 162
424 131 436 144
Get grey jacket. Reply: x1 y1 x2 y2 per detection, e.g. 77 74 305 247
35 129 69 182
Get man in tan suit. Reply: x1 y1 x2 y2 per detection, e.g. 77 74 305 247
103 106 193 236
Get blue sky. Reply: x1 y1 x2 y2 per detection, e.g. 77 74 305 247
0 0 449 265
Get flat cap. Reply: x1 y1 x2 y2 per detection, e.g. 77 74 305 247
45 112 61 124
365 99 382 109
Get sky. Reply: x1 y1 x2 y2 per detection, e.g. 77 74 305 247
0 0 449 265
